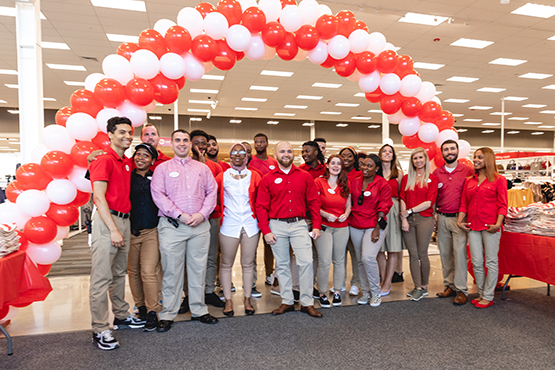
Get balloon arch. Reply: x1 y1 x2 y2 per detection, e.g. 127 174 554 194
1 0 472 291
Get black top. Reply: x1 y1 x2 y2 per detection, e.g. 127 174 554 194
130 169 159 230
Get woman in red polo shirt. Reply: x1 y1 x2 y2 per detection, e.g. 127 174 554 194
457 147 507 309
400 148 438 302
216 143 262 316
314 154 352 308
350 154 392 307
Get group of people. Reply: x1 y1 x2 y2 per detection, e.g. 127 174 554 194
87 117 508 351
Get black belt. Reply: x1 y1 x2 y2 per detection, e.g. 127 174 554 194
274 217 304 223
110 210 130 219
438 211 457 218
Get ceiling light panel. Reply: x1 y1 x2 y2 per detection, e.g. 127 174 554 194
187 108 210 113
321 111 342 115
507 131 520 134
46 63 86 71
447 76 479 83
106 34 139 43
284 105 307 109
489 58 527 66
336 103 359 107
524 121 542 125
64 81 85 86
235 107 257 111
267 121 279 124
91 0 146 12
469 106 492 110
542 84 555 89
352 116 372 120
336 123 349 127
523 104 547 108
260 70 294 77
190 89 219 94
444 99 469 103
354 92 365 97
519 73 552 79
274 113 295 116
188 100 212 105
368 125 380 128
241 97 267 102
463 119 483 122
42 42 70 50
540 110 555 114
413 62 444 70
312 83 342 88
511 3 555 18
490 112 512 116
398 12 448 26
531 132 545 135
508 117 529 120
297 95 323 100
538 125 555 128
503 96 528 101
0 69 17 75
456 128 468 132
250 85 279 91
482 130 495 133
201 75 225 80
477 87 506 93
451 38 494 49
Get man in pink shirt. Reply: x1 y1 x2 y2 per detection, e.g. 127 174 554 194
151 129 218 331
433 139 474 305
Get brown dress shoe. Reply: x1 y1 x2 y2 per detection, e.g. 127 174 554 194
453 291 467 305
436 287 456 298
271 304 295 315
300 305 323 318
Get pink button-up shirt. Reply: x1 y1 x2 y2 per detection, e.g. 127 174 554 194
151 156 217 221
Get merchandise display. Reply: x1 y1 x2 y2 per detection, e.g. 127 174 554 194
506 201 555 236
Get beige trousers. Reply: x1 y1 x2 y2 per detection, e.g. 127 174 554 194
468 229 501 301
437 214 469 294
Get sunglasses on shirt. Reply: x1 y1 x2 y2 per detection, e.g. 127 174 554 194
357 194 364 206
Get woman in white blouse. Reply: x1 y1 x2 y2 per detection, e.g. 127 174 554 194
215 143 262 316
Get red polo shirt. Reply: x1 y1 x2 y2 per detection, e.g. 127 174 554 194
459 174 508 231
255 165 321 235
249 155 278 176
387 177 400 199
400 174 439 217
433 162 473 214
299 163 326 179
248 165 264 177
314 177 350 228
346 169 362 182
89 146 132 213
218 160 231 171
349 176 393 229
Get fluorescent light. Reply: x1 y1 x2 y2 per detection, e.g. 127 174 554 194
490 112 512 116
452 114 464 117
267 121 279 124
413 62 444 70
512 3 555 18
538 125 555 128
336 103 359 107
235 107 258 111
524 121 542 125
469 106 492 110
0 69 17 75
106 34 139 43
261 70 294 77
0 6 46 19
336 123 349 127
477 87 506 93
156 103 163 106
201 74 225 81
190 89 219 94
43 97 57 102
190 117 202 121
321 111 342 115
242 97 267 102
508 117 529 120
7 110 19 114
230 119 242 123
188 100 212 105
297 95 323 100
435 91 443 95
250 85 278 91
0 100 7 104
531 132 545 135
352 116 372 120
482 130 495 133
284 105 307 109
489 58 527 66
302 122 314 126
503 96 528 101
523 104 547 108
64 81 85 86
451 38 494 49
482 123 500 126
542 84 555 89
540 110 555 114
4 84 18 89
507 131 520 134
456 128 468 132
398 12 448 26
274 113 295 116
519 73 552 79
312 83 342 88
463 119 482 122
42 41 70 50
187 108 210 113
91 0 146 12
149 115 162 120
368 125 380 128
368 109 382 113
447 76 479 83
46 63 87 71
354 92 366 97
444 99 469 103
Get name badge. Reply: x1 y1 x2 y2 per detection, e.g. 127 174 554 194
274 178 283 184
427 178 432 183
364 191 371 197
438 182 443 188
169 172 180 178
328 188 335 194
147 176 152 181
125 165 130 171
269 165 275 170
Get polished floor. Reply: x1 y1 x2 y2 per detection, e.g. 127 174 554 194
3 240 546 338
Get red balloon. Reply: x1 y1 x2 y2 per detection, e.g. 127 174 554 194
217 0 243 26
41 151 74 179
138 29 167 58
434 149 446 168
402 133 422 149
236 51 245 61
353 20 368 32
71 190 91 207
295 25 319 51
149 74 179 105
394 55 414 78
91 132 111 149
70 141 100 168
434 110 455 131
172 76 186 90
46 204 80 227
380 92 404 115
315 14 338 40
196 2 216 18
55 106 73 127
36 264 52 276
459 158 473 168
191 35 217 62
24 217 57 244
94 78 125 109
401 96 422 117
320 54 337 69
117 42 139 61
125 78 154 106
376 50 399 74
242 6 266 33
213 40 237 70
71 89 103 118
336 10 356 37
334 52 356 77
356 51 376 74
16 163 52 190
280 0 296 7
365 87 383 103
16 230 29 252
5 180 25 202
165 26 192 55
276 32 298 61
421 142 438 162
261 22 286 47
419 101 442 122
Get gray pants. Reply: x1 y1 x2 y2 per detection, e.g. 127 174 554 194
205 217 220 294
437 214 469 294
315 226 349 294
468 229 501 301
350 226 386 297
402 214 434 288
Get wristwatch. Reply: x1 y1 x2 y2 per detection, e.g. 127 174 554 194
407 209 413 215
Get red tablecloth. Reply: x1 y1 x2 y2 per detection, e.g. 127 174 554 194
0 250 52 320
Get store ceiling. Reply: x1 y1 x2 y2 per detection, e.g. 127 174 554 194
1 0 555 134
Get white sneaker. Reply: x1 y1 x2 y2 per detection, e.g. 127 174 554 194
330 286 347 293
93 330 119 350
357 292 370 305
349 285 360 296
270 285 281 296
370 294 381 307
265 274 274 286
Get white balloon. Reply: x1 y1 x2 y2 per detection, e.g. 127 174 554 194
299 0 320 25
69 166 93 193
203 12 229 40
258 0 281 22
384 42 396 51
318 4 332 16
400 74 422 97
102 54 134 85
154 19 176 36
27 242 62 265
436 129 459 147
177 7 204 38
367 32 386 54
84 73 105 92
160 52 186 80
458 139 471 159
32 145 49 164
66 112 98 141
262 45 276 60
16 190 50 217
379 73 401 95
238 0 257 10
226 25 252 52
245 34 265 61
47 179 77 205
96 108 122 133
280 5 303 33
328 35 350 60
144 101 156 112
0 202 31 230
118 101 147 127
383 138 394 146
387 110 406 124
398 116 421 137
307 40 328 64
347 70 362 82
416 81 437 103
183 53 206 81
349 29 370 54
432 96 442 105
358 71 381 93
42 125 76 154
55 226 70 241
130 49 160 80
294 49 308 61
418 123 439 143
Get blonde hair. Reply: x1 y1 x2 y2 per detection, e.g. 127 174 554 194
474 147 498 182
405 147 430 191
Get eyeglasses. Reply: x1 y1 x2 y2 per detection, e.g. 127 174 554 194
357 194 364 206
230 151 246 156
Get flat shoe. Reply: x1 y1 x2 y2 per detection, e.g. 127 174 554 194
223 310 234 317
245 308 255 316
380 288 391 297
191 314 219 324
471 298 480 305
475 301 494 309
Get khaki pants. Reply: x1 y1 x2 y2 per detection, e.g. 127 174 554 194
468 229 501 301
128 227 162 313
402 214 434 288
158 217 210 320
350 227 386 297
343 238 360 289
269 219 314 307
437 214 469 294
263 238 274 277
205 217 220 294
315 226 349 294
90 213 131 333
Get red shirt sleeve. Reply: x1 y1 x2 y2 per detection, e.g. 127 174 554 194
89 155 112 182
459 178 470 214
377 178 393 215
399 175 408 203
497 176 508 217
255 176 272 235
426 175 439 206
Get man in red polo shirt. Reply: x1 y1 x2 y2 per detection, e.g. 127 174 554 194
299 140 326 179
89 117 145 350
433 139 474 305
249 133 278 176
140 123 171 170
256 141 323 318
207 134 231 171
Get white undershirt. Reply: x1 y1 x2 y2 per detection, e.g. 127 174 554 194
444 164 457 173
220 169 259 238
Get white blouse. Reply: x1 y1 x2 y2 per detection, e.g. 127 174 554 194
220 169 260 238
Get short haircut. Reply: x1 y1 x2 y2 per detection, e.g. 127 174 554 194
141 123 159 136
314 137 326 144
208 134 217 142
254 133 268 141
171 129 189 140
357 152 367 160
302 140 325 165
107 117 132 134
441 139 459 151
190 129 209 141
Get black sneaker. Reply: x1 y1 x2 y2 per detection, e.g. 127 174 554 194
137 306 147 321
93 329 119 350
205 292 225 307
332 292 342 306
113 314 145 330
391 272 404 283
178 296 189 314
313 287 320 299
319 295 331 308
143 311 158 332
293 290 300 303
251 287 262 298
157 320 173 332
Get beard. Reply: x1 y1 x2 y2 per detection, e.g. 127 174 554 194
443 155 458 164
207 150 218 159
255 148 266 155
277 156 293 168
